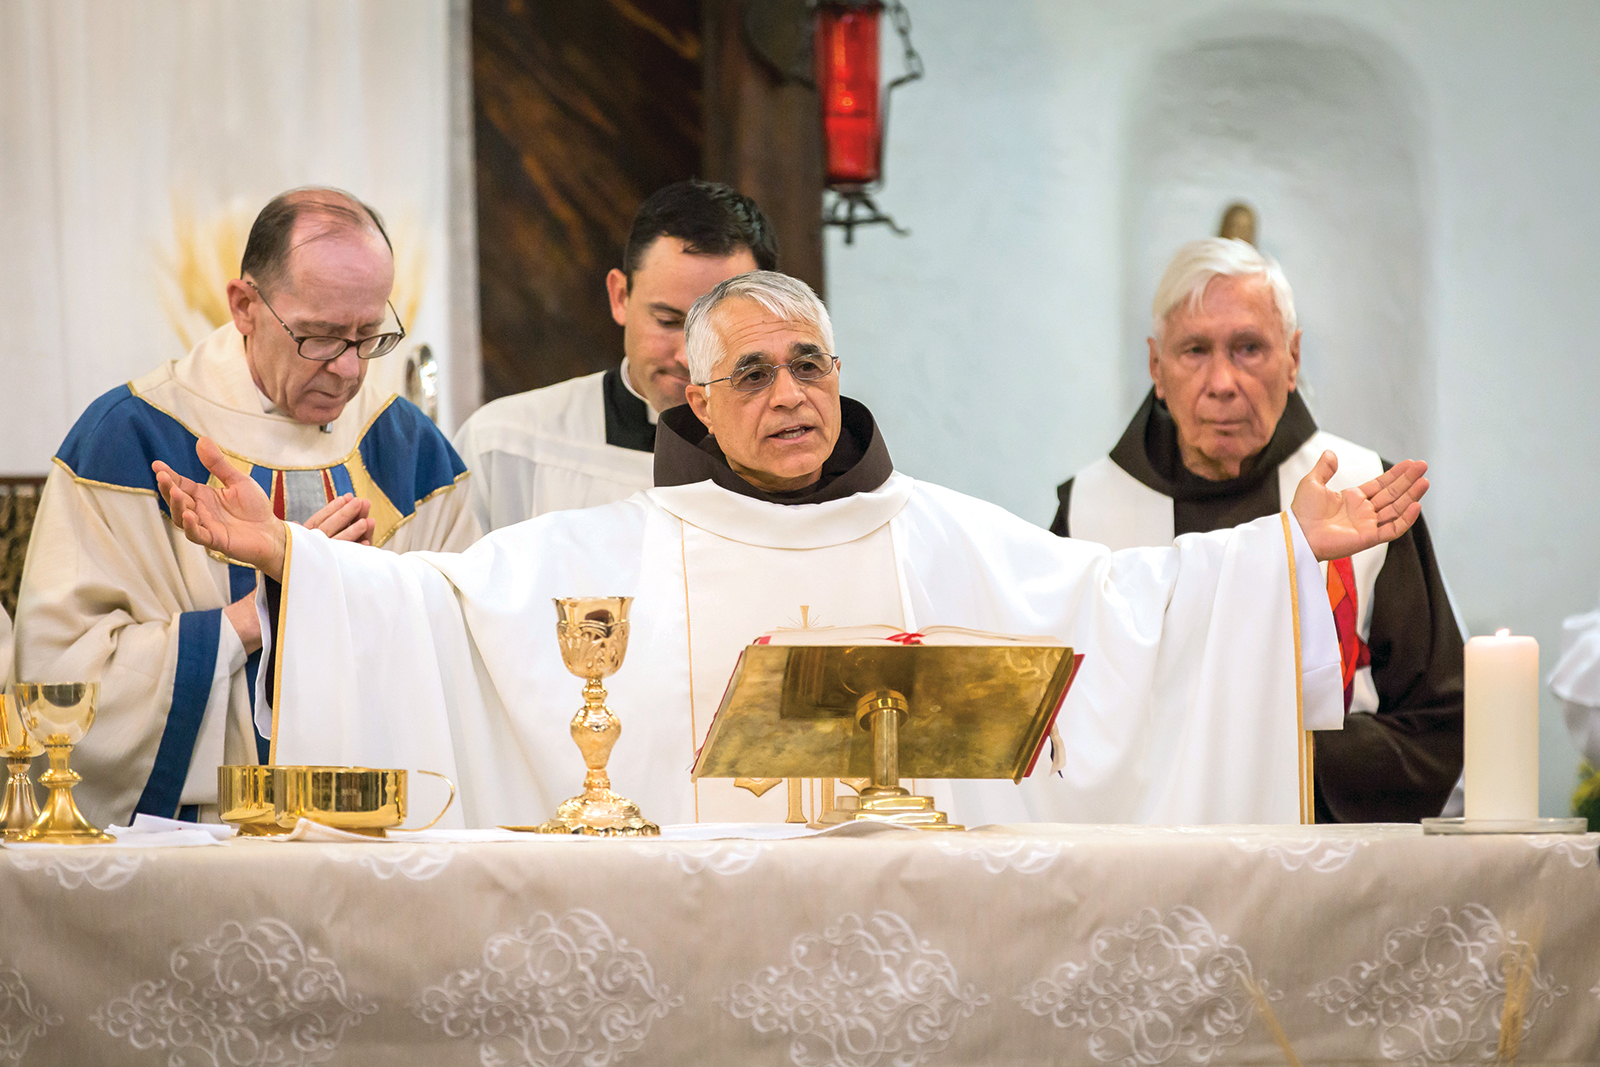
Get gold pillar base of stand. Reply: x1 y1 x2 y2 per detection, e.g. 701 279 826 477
814 790 963 831
811 689 963 831
18 743 112 844
0 758 41 841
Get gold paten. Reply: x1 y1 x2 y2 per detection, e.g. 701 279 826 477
693 644 1082 830
0 692 43 840
534 597 659 837
10 682 112 844
218 765 284 836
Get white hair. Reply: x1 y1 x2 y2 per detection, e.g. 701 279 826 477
685 271 836 384
1151 238 1297 342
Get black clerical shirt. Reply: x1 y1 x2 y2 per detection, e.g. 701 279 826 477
601 367 656 453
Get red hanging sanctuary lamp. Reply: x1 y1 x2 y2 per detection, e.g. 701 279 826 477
813 0 923 243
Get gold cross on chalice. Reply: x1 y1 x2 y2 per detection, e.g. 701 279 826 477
535 597 659 836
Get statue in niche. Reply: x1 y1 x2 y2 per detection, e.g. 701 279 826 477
1218 202 1257 246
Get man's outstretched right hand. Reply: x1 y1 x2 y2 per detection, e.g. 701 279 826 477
154 437 288 582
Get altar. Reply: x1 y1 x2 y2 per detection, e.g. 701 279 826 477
1 822 1597 1065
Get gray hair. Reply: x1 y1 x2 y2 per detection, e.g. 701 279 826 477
1151 238 1297 342
240 186 391 294
685 271 836 384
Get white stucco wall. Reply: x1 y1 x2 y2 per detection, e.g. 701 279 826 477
0 0 474 475
827 0 1600 815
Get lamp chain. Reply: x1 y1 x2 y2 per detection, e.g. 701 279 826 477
886 1 924 91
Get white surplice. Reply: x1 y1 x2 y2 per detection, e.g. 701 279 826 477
263 473 1342 829
1552 588 1600 765
450 368 654 532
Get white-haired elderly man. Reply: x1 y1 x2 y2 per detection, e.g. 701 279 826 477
1052 238 1463 824
154 271 1429 829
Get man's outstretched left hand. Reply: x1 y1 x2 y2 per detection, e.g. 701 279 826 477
1291 451 1428 562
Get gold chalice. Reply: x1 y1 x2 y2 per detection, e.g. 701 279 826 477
0 690 43 839
535 597 658 836
11 682 112 844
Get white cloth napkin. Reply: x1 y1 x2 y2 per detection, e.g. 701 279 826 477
258 818 926 844
4 815 225 850
264 818 536 844
656 820 923 841
115 813 234 839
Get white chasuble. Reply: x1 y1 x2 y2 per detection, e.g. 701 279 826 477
1069 431 1387 717
451 370 655 532
665 480 909 822
264 473 1342 829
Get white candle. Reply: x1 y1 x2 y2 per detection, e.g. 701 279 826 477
1464 629 1540 821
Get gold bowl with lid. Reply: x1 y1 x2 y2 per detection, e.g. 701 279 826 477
218 765 284 836
276 765 406 837
220 765 453 837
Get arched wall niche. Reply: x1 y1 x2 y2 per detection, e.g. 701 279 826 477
1122 12 1433 463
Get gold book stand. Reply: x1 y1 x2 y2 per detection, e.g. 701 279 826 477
692 642 1083 831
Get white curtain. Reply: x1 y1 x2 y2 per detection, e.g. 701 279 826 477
0 0 480 473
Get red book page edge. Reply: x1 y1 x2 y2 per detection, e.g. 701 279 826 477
690 648 750 775
1024 653 1084 779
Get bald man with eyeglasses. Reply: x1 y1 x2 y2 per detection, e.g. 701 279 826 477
11 187 478 829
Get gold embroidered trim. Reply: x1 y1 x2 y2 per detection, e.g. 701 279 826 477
1280 511 1312 825
134 388 403 473
679 517 699 824
66 392 461 551
371 470 473 547
53 455 157 496
268 521 292 766
418 469 472 506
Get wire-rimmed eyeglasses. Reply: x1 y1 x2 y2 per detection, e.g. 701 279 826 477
246 280 406 362
701 353 839 394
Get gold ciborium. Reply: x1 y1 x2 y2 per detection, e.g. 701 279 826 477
535 597 658 836
11 682 112 843
0 691 43 839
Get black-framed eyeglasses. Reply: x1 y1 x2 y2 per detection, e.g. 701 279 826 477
702 353 839 394
246 280 406 362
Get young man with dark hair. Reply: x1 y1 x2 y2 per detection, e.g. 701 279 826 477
452 179 777 531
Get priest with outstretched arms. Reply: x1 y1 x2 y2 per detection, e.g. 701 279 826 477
155 272 1428 829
